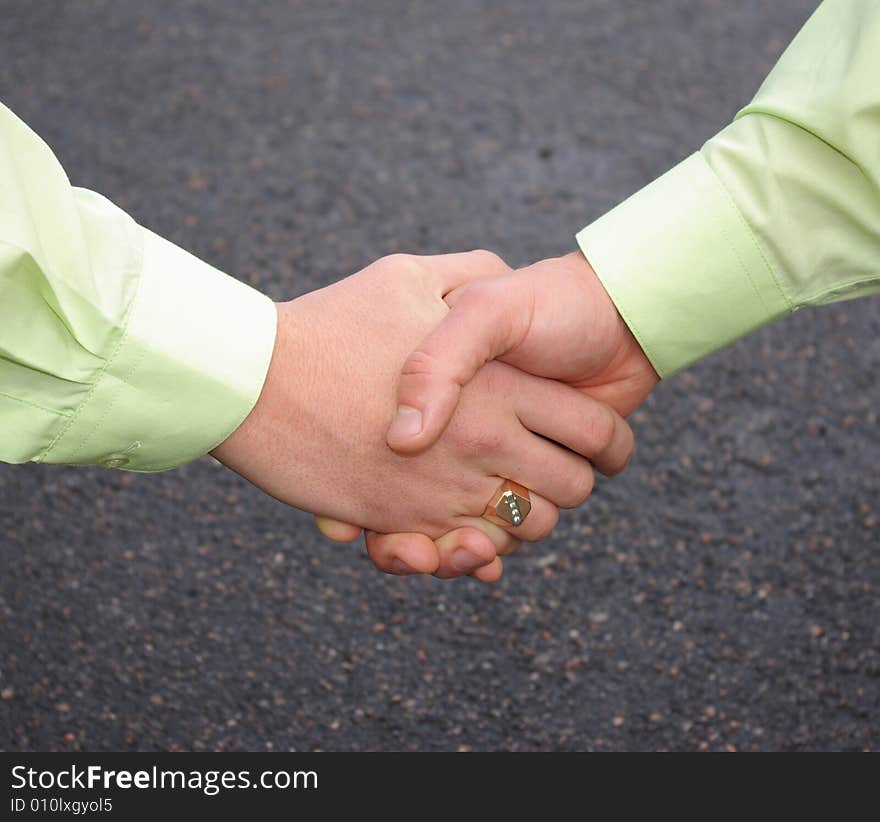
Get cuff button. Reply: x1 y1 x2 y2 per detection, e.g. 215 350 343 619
98 453 130 469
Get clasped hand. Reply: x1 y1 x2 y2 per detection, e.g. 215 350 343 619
213 249 658 582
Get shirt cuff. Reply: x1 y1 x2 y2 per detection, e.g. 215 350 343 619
38 227 277 471
576 152 792 378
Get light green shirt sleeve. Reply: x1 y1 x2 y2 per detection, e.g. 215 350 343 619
576 0 880 378
0 101 277 471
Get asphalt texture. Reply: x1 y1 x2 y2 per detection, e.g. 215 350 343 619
1 0 878 752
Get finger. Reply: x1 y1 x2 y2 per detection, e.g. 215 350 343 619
493 430 596 510
470 374 597 510
387 275 531 454
432 526 498 579
364 531 440 576
314 516 363 542
472 557 504 583
512 377 636 477
453 519 516 582
429 521 520 579
454 516 523 557
421 249 512 296
476 483 560 542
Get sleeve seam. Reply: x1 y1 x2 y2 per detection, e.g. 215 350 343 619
62 326 149 462
36 228 146 464
698 151 794 314
118 302 276 472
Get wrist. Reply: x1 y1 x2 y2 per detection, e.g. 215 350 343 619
566 249 659 415
211 299 302 466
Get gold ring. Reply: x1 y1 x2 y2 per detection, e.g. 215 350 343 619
482 480 531 527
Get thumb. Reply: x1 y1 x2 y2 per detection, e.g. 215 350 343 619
387 274 534 453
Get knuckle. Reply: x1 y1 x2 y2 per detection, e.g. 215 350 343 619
472 429 506 459
381 251 416 267
364 534 386 566
586 404 618 455
453 424 505 459
470 248 506 270
608 427 636 476
563 465 595 508
529 506 560 541
500 538 522 557
457 474 496 516
379 252 430 283
400 348 441 379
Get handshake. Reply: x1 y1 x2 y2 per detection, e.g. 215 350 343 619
212 249 659 582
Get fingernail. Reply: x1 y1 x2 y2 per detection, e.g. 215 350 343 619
388 405 422 441
390 558 418 575
451 549 485 573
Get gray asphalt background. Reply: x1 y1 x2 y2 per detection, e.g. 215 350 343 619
1 0 878 752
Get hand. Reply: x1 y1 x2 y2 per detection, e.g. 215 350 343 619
318 250 656 580
314 514 518 583
314 511 520 582
388 250 659 455
212 251 635 577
